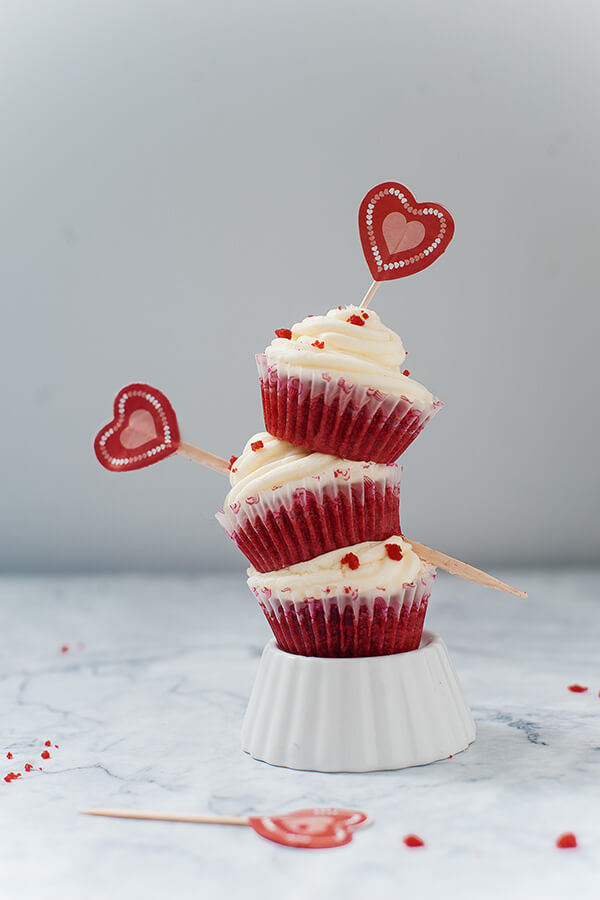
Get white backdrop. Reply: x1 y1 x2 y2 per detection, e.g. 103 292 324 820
2 0 598 572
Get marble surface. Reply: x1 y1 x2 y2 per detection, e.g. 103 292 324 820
1 569 599 899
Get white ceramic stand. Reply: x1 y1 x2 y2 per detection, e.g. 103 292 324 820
241 631 476 772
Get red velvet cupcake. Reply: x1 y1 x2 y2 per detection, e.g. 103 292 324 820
258 305 442 463
247 535 436 658
216 432 401 572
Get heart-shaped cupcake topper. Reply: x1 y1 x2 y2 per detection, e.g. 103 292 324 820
94 383 229 475
93 384 525 597
79 807 371 849
358 181 455 308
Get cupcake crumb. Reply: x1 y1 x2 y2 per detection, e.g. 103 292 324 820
385 544 403 561
346 314 365 327
556 833 577 849
341 553 360 570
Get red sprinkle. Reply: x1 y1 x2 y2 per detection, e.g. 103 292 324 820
44 740 52 747
24 764 34 773
347 314 365 327
250 440 264 452
361 312 369 319
568 684 588 693
404 834 425 848
385 543 404 561
41 751 50 760
402 369 410 376
60 645 69 654
312 340 325 349
54 745 59 749
6 753 12 760
228 455 238 470
340 552 360 570
275 328 292 340
556 832 577 849
4 772 21 783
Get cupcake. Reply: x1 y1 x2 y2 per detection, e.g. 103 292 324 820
257 305 442 463
216 432 401 572
247 535 435 658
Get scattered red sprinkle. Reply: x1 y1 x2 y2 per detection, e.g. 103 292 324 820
340 552 360 570
54 745 59 749
404 834 425 848
228 455 238 470
568 684 588 693
338 306 342 310
275 328 292 340
385 543 404 561
361 312 369 320
6 753 12 760
347 314 365 327
4 772 21 783
60 644 69 654
311 340 325 349
448 754 453 759
41 751 50 760
24 764 34 773
250 440 264 452
556 832 577 849
402 369 410 376
44 740 52 747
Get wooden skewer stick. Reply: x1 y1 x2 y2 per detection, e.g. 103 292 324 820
177 445 526 598
79 808 249 826
177 441 230 475
360 280 381 309
407 540 527 598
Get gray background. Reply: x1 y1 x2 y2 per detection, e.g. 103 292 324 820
2 0 598 573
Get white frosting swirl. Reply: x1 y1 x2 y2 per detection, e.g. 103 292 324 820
226 432 395 506
265 305 434 405
247 535 434 596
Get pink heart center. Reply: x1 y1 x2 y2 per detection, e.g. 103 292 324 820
382 212 425 254
120 409 158 449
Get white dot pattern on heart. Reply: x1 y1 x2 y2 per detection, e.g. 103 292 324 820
364 187 447 273
97 389 175 467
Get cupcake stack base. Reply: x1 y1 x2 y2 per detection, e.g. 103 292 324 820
242 632 476 772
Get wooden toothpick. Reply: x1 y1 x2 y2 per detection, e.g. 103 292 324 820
177 441 230 475
407 540 527 598
359 280 381 309
79 809 248 826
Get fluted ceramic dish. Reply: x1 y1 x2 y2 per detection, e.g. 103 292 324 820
241 631 475 772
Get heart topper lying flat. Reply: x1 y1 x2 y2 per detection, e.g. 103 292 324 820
79 807 371 849
93 383 526 598
358 181 455 308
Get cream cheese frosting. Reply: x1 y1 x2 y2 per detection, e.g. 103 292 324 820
247 535 434 597
265 305 434 405
226 431 396 506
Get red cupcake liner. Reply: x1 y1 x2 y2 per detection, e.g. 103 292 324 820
251 572 435 658
216 466 401 572
257 354 442 464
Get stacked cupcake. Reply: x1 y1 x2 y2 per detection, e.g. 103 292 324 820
217 304 441 657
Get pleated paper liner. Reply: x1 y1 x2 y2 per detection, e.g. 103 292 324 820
257 354 442 464
249 569 435 658
216 464 401 572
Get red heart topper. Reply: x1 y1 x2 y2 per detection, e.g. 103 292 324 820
94 383 180 472
248 808 370 849
359 182 455 281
